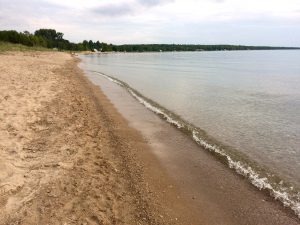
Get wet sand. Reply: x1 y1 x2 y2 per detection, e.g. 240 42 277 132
0 51 299 224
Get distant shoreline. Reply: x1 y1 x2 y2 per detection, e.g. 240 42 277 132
81 48 300 55
1 28 300 53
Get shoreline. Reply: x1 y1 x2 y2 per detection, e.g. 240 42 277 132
86 70 300 219
72 55 201 224
81 48 300 56
80 62 300 224
0 51 299 224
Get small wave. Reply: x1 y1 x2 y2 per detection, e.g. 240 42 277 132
90 70 300 218
192 131 300 215
128 90 183 129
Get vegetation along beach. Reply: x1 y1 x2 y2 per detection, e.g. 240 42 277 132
1 0 300 224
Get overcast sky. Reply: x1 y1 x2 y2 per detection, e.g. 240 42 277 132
0 0 299 46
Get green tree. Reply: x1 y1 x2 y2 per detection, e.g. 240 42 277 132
88 40 94 50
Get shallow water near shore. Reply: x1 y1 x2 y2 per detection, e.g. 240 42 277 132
79 50 300 217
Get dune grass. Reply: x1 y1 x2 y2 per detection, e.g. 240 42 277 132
0 41 51 52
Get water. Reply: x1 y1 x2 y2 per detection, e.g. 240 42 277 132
79 50 300 215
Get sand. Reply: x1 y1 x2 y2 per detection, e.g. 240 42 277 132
0 51 191 224
0 51 299 225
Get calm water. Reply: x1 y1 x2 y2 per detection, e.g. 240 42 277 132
79 51 300 188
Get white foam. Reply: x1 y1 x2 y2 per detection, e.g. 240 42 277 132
192 131 300 217
127 90 183 128
102 74 123 86
97 72 182 128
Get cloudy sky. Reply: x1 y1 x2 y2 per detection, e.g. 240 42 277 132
0 0 300 46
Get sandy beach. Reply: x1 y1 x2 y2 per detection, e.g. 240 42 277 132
0 51 193 224
0 51 299 225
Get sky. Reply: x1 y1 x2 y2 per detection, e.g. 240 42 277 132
0 0 300 46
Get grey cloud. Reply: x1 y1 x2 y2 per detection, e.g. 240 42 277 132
93 3 135 16
0 0 66 15
0 0 74 33
92 0 174 17
0 0 67 24
137 0 174 7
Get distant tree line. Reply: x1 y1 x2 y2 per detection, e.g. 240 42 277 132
0 29 299 52
112 44 299 52
0 29 112 51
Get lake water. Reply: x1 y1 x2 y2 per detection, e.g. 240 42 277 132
79 50 300 215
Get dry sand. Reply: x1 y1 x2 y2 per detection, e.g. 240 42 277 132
0 51 192 225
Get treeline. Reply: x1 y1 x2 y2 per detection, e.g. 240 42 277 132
111 44 299 52
0 29 112 51
0 29 298 52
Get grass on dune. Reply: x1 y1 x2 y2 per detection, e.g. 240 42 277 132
0 41 52 52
